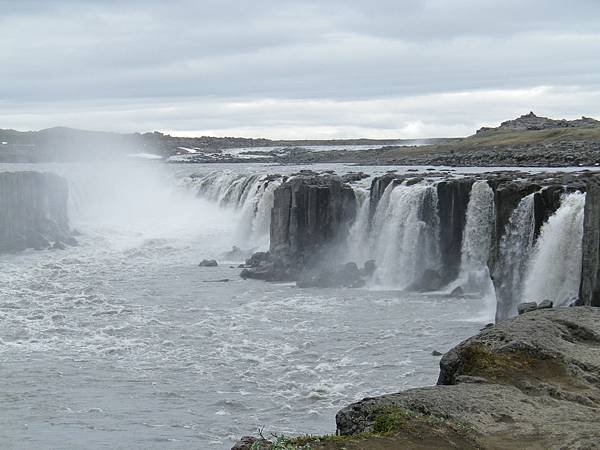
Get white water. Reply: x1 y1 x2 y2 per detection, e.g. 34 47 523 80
182 171 281 251
369 181 441 289
346 188 371 265
523 191 586 307
450 181 497 321
494 193 537 320
460 181 495 275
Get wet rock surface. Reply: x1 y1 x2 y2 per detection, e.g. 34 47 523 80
335 307 600 449
296 261 375 288
198 259 218 267
241 173 357 282
0 171 75 253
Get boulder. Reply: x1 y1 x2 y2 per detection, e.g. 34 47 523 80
297 262 365 288
231 436 269 450
537 299 553 309
239 252 296 282
517 301 538 315
198 259 218 267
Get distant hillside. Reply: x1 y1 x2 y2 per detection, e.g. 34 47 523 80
476 111 600 134
0 127 450 162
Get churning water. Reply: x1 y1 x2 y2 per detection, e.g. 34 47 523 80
0 162 488 449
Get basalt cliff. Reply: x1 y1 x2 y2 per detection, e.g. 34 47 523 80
0 171 75 252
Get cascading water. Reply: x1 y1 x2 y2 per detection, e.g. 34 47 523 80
460 181 495 274
236 178 281 249
346 188 371 265
494 193 536 320
184 171 281 250
455 181 496 292
522 191 586 307
449 180 497 321
369 181 441 289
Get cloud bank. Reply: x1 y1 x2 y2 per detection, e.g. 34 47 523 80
1 0 599 138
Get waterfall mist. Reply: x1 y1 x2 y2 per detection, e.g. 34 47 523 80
63 163 238 256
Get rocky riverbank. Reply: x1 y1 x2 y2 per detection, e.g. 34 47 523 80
233 306 600 449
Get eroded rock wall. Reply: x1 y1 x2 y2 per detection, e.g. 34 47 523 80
579 182 600 306
242 173 357 281
0 171 72 252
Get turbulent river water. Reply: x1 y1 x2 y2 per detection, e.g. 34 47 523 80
0 161 586 449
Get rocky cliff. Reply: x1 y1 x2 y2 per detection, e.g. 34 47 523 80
0 171 74 252
241 172 357 282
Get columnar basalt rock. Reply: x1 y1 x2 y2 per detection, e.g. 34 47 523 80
363 171 600 312
579 181 600 306
0 171 74 252
436 178 474 282
241 173 357 281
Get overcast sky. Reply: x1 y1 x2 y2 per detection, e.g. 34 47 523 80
1 0 600 138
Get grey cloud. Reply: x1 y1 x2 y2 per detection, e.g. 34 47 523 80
1 0 599 136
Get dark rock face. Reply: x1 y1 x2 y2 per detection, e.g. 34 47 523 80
0 171 73 252
336 307 600 449
242 174 357 281
436 178 474 282
270 174 356 263
297 261 373 288
579 182 600 306
239 251 296 282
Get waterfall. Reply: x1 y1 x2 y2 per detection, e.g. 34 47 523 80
522 191 586 307
183 171 281 250
455 181 496 295
347 188 371 264
370 181 441 289
461 181 495 273
184 171 263 207
494 193 536 320
236 179 281 249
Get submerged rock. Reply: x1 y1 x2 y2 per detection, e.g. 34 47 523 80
198 259 218 267
297 262 368 288
335 307 600 449
52 241 66 250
